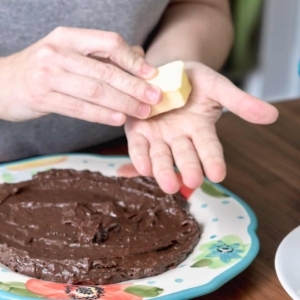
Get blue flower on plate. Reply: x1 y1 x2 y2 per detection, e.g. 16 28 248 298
191 235 250 269
206 240 244 263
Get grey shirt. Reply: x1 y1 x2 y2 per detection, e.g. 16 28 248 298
0 0 169 162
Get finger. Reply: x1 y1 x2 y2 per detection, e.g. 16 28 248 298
185 66 278 124
50 72 152 119
49 27 156 78
117 164 141 178
210 76 278 124
170 137 203 189
59 54 161 105
39 92 126 125
150 140 179 194
127 133 152 176
87 45 145 68
131 45 145 58
192 126 226 183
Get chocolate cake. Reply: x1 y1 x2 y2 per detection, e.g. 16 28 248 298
0 169 201 284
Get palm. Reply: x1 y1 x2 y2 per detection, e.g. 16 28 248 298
125 61 278 194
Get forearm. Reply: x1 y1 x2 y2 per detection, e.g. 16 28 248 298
145 0 234 70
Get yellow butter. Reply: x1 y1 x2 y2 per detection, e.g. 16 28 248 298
146 60 192 117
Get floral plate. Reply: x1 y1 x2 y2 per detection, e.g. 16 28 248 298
0 154 259 300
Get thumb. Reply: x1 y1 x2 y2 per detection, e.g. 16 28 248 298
217 78 279 124
186 62 279 125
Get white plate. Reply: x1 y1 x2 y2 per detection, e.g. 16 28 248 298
275 226 300 300
0 154 259 300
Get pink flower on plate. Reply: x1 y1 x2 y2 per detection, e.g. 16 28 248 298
26 279 142 300
117 163 195 199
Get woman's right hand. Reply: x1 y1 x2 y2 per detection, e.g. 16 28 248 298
0 27 161 125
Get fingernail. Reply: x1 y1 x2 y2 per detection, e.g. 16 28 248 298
138 104 151 118
146 87 161 104
112 112 125 124
142 63 157 77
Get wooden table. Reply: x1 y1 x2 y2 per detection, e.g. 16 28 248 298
88 99 300 300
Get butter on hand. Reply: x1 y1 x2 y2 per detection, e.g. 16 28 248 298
146 60 192 118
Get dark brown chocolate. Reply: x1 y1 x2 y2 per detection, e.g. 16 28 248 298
0 169 201 284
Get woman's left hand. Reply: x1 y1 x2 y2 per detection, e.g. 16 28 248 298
124 61 278 194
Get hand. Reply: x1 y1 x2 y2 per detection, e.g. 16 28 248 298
124 61 278 194
0 27 162 124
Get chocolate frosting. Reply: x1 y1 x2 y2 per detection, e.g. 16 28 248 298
0 169 201 284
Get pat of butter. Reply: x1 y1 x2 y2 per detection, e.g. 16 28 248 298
146 60 192 117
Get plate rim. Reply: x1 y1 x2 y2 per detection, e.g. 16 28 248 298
0 153 260 300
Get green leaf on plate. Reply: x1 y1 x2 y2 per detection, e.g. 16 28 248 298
191 258 212 268
1 173 14 183
125 285 164 298
0 282 41 298
0 282 26 289
0 282 10 291
6 287 41 298
201 181 229 198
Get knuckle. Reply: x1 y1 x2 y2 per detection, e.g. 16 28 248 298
154 165 171 175
129 79 145 98
182 162 199 169
29 94 44 107
53 94 85 117
29 92 47 108
126 52 144 71
198 137 217 147
86 82 104 99
50 26 69 41
35 44 57 67
119 95 132 113
150 143 168 159
130 142 147 153
132 45 145 56
171 139 192 155
196 137 221 151
151 151 166 159
175 145 191 156
92 106 106 123
95 63 114 82
68 98 85 113
107 32 124 50
27 68 48 85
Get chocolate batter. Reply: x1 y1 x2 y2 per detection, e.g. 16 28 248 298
0 169 201 284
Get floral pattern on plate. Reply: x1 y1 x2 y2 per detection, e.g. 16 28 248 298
0 279 163 299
